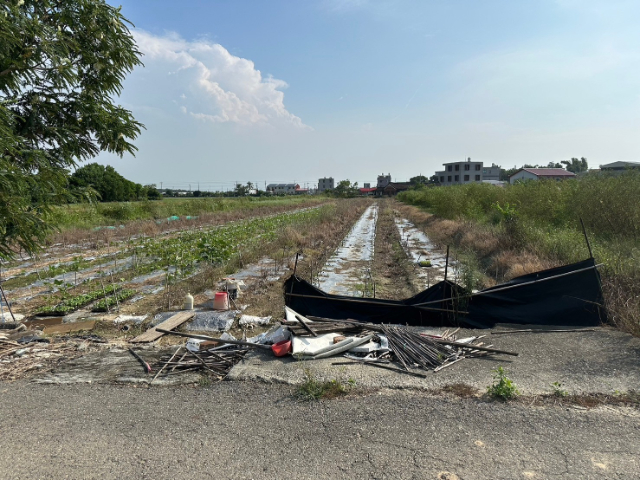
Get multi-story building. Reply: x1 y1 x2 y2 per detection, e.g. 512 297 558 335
481 165 501 181
377 173 391 188
318 177 334 192
434 158 483 186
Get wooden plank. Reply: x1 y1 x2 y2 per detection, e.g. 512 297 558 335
43 320 96 335
130 311 195 343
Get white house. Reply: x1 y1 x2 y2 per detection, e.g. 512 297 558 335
266 183 300 194
509 168 576 184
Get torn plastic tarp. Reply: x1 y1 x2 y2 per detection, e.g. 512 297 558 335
284 258 605 328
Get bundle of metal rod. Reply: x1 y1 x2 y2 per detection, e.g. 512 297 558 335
380 325 453 370
282 320 366 336
152 345 249 381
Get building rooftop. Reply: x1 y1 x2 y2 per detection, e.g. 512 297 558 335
600 161 640 169
510 168 576 178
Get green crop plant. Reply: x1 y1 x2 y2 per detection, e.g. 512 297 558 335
487 366 520 400
91 289 136 312
37 284 122 316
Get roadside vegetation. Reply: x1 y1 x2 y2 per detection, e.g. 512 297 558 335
295 368 355 401
398 172 640 335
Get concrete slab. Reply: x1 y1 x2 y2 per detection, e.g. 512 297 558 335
34 346 200 385
227 325 640 395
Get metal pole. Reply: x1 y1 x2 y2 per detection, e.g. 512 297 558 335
444 245 450 282
580 217 594 258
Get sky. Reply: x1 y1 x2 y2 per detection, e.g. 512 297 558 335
98 0 640 191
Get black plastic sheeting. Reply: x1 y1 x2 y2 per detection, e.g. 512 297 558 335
284 258 605 328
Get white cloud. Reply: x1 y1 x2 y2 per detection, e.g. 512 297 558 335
134 30 310 129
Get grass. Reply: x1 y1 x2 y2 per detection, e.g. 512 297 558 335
398 173 640 336
295 368 355 401
50 196 326 231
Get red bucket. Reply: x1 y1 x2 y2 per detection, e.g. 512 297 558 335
271 339 291 357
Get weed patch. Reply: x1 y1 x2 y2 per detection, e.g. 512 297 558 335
487 366 519 401
295 368 355 401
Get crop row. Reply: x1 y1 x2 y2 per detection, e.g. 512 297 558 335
126 206 328 281
37 284 122 316
91 289 137 312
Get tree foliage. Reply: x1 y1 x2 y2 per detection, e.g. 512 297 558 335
332 180 359 198
561 157 588 173
0 0 143 259
69 163 156 202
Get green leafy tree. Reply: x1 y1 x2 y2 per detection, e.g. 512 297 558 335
69 163 143 202
562 157 588 173
333 180 359 198
144 184 161 200
0 0 143 259
409 175 429 186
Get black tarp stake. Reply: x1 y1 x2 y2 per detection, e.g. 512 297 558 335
579 217 593 258
0 284 16 323
444 245 450 282
293 252 300 276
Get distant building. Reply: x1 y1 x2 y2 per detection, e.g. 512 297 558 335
376 182 412 197
266 183 300 194
600 161 640 174
377 173 391 188
363 183 371 189
482 165 501 181
318 177 334 192
359 187 377 195
434 158 484 186
509 168 576 184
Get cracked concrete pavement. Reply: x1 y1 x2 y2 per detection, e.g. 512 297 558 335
228 325 640 396
0 381 638 479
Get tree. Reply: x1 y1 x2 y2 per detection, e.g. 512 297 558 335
333 180 359 198
69 163 144 202
0 1 143 259
144 184 161 200
409 175 429 186
561 157 588 173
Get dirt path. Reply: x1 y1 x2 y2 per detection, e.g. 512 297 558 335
371 203 416 299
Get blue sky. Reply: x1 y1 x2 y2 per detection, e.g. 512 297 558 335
99 0 640 190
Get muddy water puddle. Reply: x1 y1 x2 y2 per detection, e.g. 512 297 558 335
317 204 378 296
394 217 458 289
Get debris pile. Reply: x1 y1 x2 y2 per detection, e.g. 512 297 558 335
280 313 517 374
150 343 249 383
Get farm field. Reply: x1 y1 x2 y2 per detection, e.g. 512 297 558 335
0 198 373 330
3 192 635 340
398 173 640 336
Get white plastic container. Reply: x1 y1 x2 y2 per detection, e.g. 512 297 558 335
184 292 194 310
